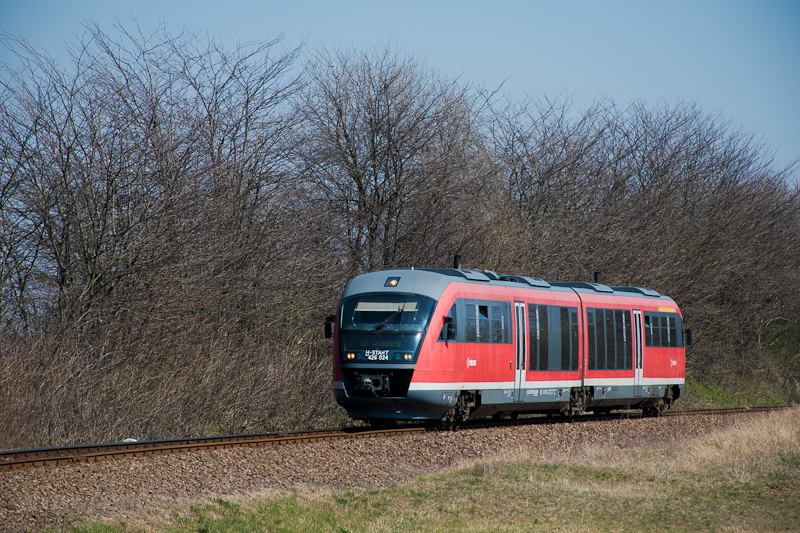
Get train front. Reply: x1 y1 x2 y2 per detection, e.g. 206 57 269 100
331 269 450 422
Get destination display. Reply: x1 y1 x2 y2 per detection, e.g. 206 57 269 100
339 332 423 363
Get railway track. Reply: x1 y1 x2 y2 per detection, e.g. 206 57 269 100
1 406 786 473
664 406 782 417
0 426 428 472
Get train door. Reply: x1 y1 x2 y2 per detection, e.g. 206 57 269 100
633 309 643 396
514 301 527 402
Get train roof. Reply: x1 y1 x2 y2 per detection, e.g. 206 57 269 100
342 267 671 303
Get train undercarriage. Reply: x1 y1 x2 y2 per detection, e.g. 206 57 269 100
433 384 682 430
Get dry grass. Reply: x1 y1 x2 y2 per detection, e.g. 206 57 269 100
81 407 800 532
570 407 800 481
0 333 342 450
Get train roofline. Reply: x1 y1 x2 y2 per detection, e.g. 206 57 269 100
342 267 675 304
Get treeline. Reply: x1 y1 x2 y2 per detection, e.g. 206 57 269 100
1 24 798 448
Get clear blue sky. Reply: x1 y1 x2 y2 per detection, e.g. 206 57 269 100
2 0 798 174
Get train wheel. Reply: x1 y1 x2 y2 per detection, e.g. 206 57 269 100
439 393 474 431
438 411 459 431
642 400 664 418
663 386 675 410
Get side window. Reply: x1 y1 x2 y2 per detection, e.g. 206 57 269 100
449 304 457 340
462 299 511 344
558 307 579 371
538 305 549 370
477 305 490 343
587 310 596 370
643 312 683 348
490 305 504 343
596 309 606 369
669 314 683 347
439 304 457 341
560 307 571 371
466 304 477 342
529 304 577 372
588 308 633 370
624 310 632 369
652 315 662 346
527 303 550 370
660 316 669 347
604 308 616 370
570 309 579 371
528 304 537 370
614 309 625 370
668 316 677 347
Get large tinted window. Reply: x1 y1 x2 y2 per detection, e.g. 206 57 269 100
528 304 549 370
528 304 579 371
560 307 571 371
643 311 683 347
596 309 607 368
491 305 505 342
438 298 512 344
340 293 436 332
587 308 633 371
465 300 511 343
588 311 597 370
570 309 579 370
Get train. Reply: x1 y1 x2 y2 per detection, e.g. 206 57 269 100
328 262 688 428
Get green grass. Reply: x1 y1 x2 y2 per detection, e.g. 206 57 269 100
681 377 800 409
72 407 800 533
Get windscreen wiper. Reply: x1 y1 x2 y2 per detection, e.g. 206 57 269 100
374 308 403 330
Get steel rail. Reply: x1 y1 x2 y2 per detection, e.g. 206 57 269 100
0 427 427 472
664 406 785 417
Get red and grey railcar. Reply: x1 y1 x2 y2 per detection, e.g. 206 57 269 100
330 267 687 426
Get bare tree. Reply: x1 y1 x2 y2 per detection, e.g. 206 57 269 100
486 94 613 278
0 22 341 448
293 45 491 278
489 95 800 390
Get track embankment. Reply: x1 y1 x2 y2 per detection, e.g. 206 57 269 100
0 407 788 532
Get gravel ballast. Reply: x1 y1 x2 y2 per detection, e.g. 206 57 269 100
0 413 748 532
